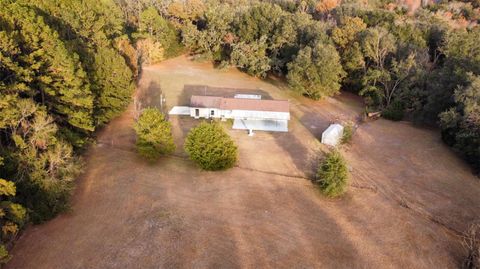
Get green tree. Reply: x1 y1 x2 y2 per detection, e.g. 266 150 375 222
23 0 136 128
5 102 81 222
182 3 234 60
360 53 417 108
134 108 175 161
234 3 285 44
137 7 182 58
416 27 480 124
184 122 237 171
0 175 26 264
0 2 94 131
139 7 170 38
230 37 271 77
92 46 134 125
315 151 349 197
331 16 367 92
331 16 367 50
439 74 480 172
287 42 345 100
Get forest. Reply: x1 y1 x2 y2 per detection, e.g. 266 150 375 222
0 0 479 263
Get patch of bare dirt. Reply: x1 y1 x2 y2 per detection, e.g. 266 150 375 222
6 56 480 269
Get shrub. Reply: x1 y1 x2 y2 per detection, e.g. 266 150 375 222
382 100 404 121
463 223 480 269
134 108 175 161
184 122 237 170
314 151 349 197
341 122 354 144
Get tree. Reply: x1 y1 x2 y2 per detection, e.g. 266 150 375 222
230 37 271 77
414 27 480 125
137 7 182 57
315 0 338 18
23 0 136 129
439 74 480 172
184 122 237 171
358 27 419 109
314 151 349 197
331 16 367 92
136 38 165 65
92 46 134 125
115 36 139 77
287 42 345 100
182 3 234 60
0 178 26 264
9 103 81 222
360 53 417 108
0 2 95 131
134 108 175 161
331 17 367 50
139 7 170 38
234 3 285 44
360 27 396 70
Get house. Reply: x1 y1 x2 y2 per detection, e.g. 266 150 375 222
169 90 290 133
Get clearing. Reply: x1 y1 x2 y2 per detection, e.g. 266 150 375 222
6 56 480 269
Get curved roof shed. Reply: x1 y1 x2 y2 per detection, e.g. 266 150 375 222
321 124 344 147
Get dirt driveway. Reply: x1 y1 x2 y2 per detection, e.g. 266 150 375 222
6 56 480 269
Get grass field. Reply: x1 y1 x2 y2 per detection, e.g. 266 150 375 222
6 56 480 269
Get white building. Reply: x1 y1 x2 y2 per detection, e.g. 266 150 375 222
321 124 344 147
170 94 290 133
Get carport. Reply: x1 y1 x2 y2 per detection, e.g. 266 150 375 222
232 119 288 132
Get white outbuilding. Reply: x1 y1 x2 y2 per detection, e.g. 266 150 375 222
321 124 344 147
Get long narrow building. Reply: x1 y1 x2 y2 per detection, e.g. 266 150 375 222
169 89 290 133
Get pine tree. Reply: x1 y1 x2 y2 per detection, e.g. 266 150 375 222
184 122 237 171
0 2 94 131
92 46 134 125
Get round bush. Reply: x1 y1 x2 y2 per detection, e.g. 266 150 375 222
184 122 237 170
315 150 349 197
134 108 175 161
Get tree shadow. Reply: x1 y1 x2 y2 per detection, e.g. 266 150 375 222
135 81 167 113
179 84 276 106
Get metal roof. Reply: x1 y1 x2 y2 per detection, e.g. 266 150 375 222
190 95 289 113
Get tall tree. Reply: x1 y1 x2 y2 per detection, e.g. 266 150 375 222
287 41 345 100
0 2 94 131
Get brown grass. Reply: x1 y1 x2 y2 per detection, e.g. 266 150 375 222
5 56 480 269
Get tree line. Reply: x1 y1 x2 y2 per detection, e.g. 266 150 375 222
0 0 479 262
0 0 141 260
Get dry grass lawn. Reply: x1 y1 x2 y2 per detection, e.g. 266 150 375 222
6 56 480 269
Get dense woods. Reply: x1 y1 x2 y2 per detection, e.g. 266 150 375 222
0 0 479 263
0 0 137 259
146 0 478 173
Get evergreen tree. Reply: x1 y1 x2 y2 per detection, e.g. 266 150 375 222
92 46 134 125
315 151 349 198
184 122 237 171
134 108 175 161
0 2 94 131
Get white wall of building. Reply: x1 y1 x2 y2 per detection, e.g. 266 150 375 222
189 107 289 121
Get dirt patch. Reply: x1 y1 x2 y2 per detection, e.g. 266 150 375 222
6 56 480 269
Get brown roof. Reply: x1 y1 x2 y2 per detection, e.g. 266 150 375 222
190 95 289 113
190 95 222 108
